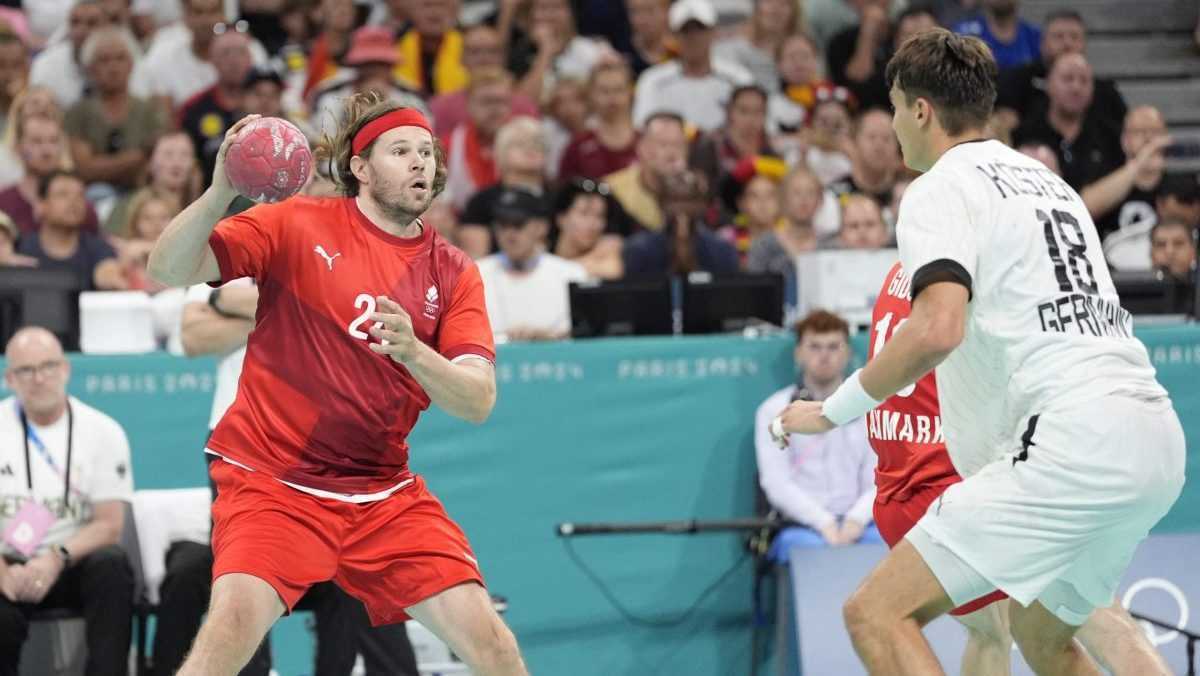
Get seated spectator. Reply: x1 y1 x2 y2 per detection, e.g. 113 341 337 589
1013 53 1123 191
28 0 107 109
298 0 360 101
552 177 623 280
310 26 429 136
66 26 164 193
444 67 515 212
827 4 938 112
623 169 739 277
718 155 787 262
827 193 891 249
16 170 125 290
952 0 1041 71
459 116 548 258
767 32 832 136
478 187 590 342
1104 172 1200 272
754 310 880 558
179 28 254 188
106 132 201 236
429 25 539 139
1150 219 1197 284
714 0 804 92
632 0 753 132
747 167 824 304
0 211 37 267
803 0 906 53
621 0 674 76
803 87 856 185
542 77 590 182
0 85 63 188
517 0 610 102
131 0 269 110
393 0 469 96
995 9 1126 136
1083 106 1172 246
0 326 136 673
690 85 780 192
115 188 178 291
0 31 31 139
827 107 900 205
557 57 638 183
604 111 688 232
0 114 101 235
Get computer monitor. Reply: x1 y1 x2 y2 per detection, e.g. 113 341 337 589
569 277 674 338
681 272 784 335
1111 270 1193 317
0 267 82 351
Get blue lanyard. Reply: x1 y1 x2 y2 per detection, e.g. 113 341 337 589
17 401 73 507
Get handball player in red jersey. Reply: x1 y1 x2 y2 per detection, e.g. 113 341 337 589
862 262 1169 675
147 93 528 676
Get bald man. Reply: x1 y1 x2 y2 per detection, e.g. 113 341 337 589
1012 52 1124 190
0 326 134 676
1083 106 1173 243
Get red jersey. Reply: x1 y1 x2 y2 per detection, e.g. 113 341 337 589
206 196 495 494
866 262 960 504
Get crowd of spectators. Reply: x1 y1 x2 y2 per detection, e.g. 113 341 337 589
0 0 1195 344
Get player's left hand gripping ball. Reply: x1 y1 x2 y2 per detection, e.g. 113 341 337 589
779 400 835 436
368 296 418 363
224 116 313 203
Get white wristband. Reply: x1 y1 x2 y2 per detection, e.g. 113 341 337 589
820 370 883 426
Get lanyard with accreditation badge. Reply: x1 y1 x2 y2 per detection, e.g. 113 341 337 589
18 400 74 507
3 401 74 557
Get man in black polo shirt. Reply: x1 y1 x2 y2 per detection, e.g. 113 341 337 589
178 29 252 188
1012 52 1123 191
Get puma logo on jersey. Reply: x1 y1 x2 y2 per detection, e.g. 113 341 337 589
314 245 341 270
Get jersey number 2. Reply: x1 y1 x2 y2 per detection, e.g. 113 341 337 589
1039 209 1097 295
347 293 387 343
872 312 916 398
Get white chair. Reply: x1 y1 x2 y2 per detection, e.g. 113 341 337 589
78 291 157 354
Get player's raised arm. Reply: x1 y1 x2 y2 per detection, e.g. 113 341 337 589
147 115 262 287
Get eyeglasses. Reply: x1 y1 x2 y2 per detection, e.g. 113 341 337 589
572 178 611 197
8 360 64 382
213 20 249 36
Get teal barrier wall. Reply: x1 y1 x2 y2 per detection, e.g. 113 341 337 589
1 325 1196 675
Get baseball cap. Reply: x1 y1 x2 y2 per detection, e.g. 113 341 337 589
344 26 399 67
492 187 548 226
669 0 717 31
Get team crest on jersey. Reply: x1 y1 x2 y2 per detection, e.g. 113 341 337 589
423 285 439 320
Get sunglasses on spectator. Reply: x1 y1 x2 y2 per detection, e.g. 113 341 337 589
213 20 250 36
572 178 611 197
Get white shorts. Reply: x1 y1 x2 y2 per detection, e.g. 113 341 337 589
906 394 1186 625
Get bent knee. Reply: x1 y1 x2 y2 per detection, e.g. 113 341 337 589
843 589 882 636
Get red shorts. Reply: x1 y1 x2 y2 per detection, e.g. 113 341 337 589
874 482 1007 616
209 459 484 626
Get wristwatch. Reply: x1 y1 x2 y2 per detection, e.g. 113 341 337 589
52 543 72 568
208 287 225 316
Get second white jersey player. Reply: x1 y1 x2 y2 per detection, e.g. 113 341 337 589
897 139 1166 476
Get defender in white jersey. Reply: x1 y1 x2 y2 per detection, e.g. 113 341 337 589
773 30 1184 676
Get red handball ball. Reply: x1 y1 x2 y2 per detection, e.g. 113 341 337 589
224 117 313 203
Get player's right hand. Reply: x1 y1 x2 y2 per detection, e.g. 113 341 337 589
211 114 262 201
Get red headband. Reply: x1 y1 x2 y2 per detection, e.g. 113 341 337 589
351 108 433 155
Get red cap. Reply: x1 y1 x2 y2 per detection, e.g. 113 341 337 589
351 108 434 155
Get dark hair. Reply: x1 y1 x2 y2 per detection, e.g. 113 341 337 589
793 309 850 342
1151 219 1196 243
313 91 447 198
38 169 83 199
553 177 612 218
895 5 939 28
726 84 768 111
1044 9 1085 28
641 110 686 133
884 28 997 135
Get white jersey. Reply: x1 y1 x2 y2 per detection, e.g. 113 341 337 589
897 140 1166 476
